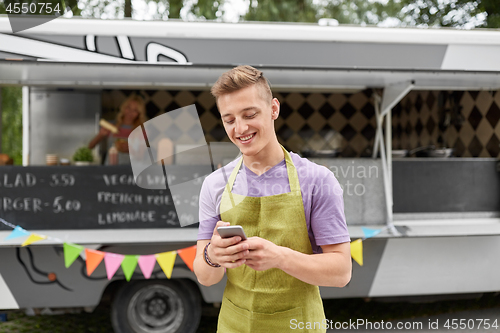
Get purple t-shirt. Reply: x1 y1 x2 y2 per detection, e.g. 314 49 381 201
197 151 350 254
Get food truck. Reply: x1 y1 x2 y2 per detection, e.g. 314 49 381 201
0 16 499 333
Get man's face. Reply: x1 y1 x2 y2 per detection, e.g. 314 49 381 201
218 85 279 158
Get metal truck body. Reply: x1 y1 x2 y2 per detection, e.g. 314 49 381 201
0 16 499 332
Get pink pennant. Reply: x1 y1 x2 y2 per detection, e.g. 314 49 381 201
104 253 124 280
138 255 157 279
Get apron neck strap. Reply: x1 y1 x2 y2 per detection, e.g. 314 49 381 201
226 145 300 193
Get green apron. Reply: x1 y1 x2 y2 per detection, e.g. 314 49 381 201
218 146 326 333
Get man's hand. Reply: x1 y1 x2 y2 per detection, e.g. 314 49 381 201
243 237 284 271
242 238 352 287
208 221 249 269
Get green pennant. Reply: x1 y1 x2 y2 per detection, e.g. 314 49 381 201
121 255 139 281
63 243 83 268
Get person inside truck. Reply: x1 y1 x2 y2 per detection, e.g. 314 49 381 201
193 65 352 332
88 93 148 164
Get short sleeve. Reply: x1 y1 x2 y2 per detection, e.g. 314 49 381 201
197 177 219 240
197 160 239 240
310 167 350 246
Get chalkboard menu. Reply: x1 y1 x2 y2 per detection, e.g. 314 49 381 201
0 166 208 230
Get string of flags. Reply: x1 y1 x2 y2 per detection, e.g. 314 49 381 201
0 218 196 282
350 226 387 267
1 217 387 276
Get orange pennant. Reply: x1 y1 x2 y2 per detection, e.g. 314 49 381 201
177 245 197 272
85 249 105 276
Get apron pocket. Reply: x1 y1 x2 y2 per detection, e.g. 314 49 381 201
218 297 306 333
251 306 304 332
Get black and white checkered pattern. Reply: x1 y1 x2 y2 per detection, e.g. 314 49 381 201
393 91 500 158
102 88 499 159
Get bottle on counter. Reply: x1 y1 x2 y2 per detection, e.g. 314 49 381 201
108 146 118 165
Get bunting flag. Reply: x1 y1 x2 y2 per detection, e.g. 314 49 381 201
63 243 83 268
104 253 124 280
138 255 157 279
350 239 363 266
156 251 177 279
85 249 105 276
21 233 47 247
177 245 197 272
4 226 30 240
121 255 139 282
1 218 389 280
1 220 201 282
361 227 382 239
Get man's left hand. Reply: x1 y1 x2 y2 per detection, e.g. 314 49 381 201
243 237 283 271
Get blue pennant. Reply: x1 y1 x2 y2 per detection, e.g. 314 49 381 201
4 226 30 240
361 227 382 239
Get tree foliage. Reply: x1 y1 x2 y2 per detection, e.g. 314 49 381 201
245 0 318 23
320 0 498 29
393 0 485 28
63 0 222 20
2 0 495 28
1 87 23 165
321 0 396 25
168 0 183 18
479 0 500 28
191 0 222 20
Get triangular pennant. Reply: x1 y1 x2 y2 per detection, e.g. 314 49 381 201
177 245 197 272
104 253 124 280
21 233 47 247
361 227 382 239
5 226 30 240
121 255 139 282
156 251 177 279
350 239 363 266
85 249 105 276
63 243 83 268
138 255 157 279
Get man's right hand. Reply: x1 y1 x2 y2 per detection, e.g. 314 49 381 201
208 221 249 268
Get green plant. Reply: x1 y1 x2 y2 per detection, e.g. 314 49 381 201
1 87 23 165
73 147 94 162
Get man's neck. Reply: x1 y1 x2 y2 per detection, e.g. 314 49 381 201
242 140 285 176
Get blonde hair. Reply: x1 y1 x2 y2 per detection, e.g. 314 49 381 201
116 93 148 128
211 65 272 105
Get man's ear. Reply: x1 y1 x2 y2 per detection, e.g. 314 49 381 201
271 98 280 120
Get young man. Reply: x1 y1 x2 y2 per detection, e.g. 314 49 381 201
193 65 351 332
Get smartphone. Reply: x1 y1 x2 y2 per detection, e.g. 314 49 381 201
217 225 247 240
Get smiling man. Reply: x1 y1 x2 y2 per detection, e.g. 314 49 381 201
193 65 351 333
